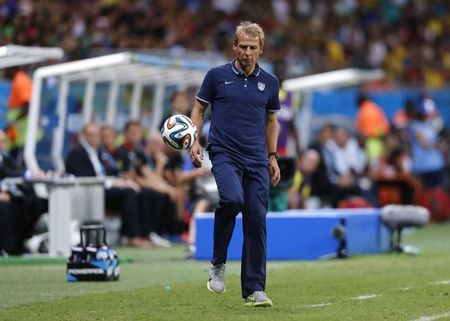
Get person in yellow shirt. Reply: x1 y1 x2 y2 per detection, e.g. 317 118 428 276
288 149 321 209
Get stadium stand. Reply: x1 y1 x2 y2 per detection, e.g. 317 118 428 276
1 0 450 86
0 0 449 258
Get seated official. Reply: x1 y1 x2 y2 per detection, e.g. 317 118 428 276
0 191 15 254
0 129 48 254
99 125 171 247
65 122 152 248
115 121 180 240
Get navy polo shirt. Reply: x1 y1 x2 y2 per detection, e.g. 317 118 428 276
197 60 280 162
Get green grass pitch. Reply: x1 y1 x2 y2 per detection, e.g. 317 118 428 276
0 222 449 321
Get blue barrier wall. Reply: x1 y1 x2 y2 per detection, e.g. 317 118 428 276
195 209 390 261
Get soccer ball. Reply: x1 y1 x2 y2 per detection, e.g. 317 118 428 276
161 114 197 151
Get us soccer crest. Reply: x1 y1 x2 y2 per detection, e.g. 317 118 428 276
257 82 265 91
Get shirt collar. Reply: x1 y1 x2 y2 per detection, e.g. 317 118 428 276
231 59 261 77
79 137 98 155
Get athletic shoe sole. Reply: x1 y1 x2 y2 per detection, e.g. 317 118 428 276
206 281 226 294
244 300 273 307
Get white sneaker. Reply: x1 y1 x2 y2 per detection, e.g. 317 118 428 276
207 263 226 293
25 232 49 253
184 244 196 259
149 232 171 248
244 291 273 307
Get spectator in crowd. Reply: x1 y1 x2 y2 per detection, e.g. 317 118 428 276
393 99 416 131
65 122 153 248
115 121 181 240
355 93 390 162
160 90 193 128
419 95 444 133
0 190 14 255
326 126 375 206
408 105 446 188
1 0 448 219
116 122 174 196
4 66 33 166
288 149 320 209
158 89 202 217
0 128 29 179
143 131 170 182
158 89 215 236
326 127 362 201
160 89 217 248
373 130 422 206
376 132 413 178
2 0 450 87
144 131 187 240
145 130 216 250
309 124 338 208
99 125 171 248
0 129 48 254
98 125 122 177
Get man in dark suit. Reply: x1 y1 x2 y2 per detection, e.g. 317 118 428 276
0 129 48 254
0 190 15 254
65 122 152 248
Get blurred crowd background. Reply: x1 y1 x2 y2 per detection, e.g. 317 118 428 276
0 0 449 256
1 0 450 87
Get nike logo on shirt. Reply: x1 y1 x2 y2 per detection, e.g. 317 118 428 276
224 81 233 84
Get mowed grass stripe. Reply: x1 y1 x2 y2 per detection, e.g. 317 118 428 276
0 246 295 309
1 252 450 321
0 223 449 320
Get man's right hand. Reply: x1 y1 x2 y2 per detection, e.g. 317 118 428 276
189 141 204 168
0 192 11 202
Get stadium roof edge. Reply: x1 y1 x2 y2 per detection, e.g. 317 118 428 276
0 44 64 69
34 52 132 78
281 68 385 155
282 68 385 92
33 51 214 81
25 51 212 172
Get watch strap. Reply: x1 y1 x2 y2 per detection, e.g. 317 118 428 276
268 152 279 160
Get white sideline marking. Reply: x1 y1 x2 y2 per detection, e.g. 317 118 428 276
412 311 450 321
398 287 414 291
432 280 450 285
352 294 378 300
306 303 333 308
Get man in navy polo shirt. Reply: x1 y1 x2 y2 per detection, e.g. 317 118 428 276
189 21 281 307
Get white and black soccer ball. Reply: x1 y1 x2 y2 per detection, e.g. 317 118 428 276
161 114 197 151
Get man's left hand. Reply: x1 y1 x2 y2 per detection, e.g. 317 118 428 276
269 158 280 186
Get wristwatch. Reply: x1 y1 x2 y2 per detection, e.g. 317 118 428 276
268 152 279 161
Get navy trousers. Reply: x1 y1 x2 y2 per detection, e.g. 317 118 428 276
210 150 270 298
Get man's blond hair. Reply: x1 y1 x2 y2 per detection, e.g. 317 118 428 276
233 21 265 48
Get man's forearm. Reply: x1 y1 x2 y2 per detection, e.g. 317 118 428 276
190 100 207 137
266 112 279 153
